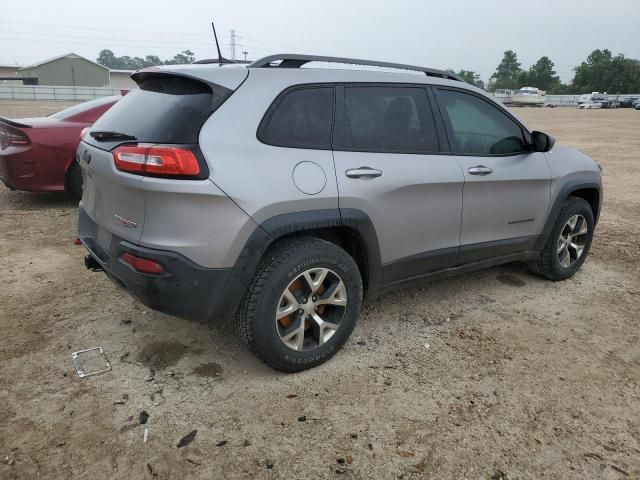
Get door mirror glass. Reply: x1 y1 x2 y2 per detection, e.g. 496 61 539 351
532 131 556 152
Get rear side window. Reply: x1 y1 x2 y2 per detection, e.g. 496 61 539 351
90 74 231 144
258 86 334 149
436 89 527 156
335 86 441 154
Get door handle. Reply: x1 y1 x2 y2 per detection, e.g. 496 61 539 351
468 165 493 176
345 167 383 179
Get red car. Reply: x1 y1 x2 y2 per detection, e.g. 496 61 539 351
0 95 120 198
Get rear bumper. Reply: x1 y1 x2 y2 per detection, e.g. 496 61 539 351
0 149 35 191
78 207 231 322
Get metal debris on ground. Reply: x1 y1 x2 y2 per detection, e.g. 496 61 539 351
71 346 111 378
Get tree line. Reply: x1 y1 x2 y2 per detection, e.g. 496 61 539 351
450 49 640 94
97 47 640 94
96 49 196 69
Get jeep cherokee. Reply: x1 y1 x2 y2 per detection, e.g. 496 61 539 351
77 54 602 372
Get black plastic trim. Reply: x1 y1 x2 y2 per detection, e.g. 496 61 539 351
458 236 539 264
0 117 32 128
535 181 602 250
383 247 459 284
378 251 538 292
212 208 384 323
248 54 465 82
78 207 230 323
256 208 383 291
382 236 539 285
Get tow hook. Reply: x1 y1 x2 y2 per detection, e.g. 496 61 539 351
84 254 103 272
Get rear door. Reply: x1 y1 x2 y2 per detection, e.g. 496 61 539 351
433 87 551 261
332 84 464 284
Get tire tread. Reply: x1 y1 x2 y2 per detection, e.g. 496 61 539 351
237 236 355 372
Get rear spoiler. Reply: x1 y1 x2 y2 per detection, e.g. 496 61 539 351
0 117 31 128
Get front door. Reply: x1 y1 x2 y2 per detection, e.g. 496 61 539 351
434 88 551 262
332 84 465 284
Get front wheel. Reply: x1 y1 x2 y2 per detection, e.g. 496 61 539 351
238 237 363 372
529 197 595 280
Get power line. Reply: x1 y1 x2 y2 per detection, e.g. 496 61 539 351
0 19 215 38
0 29 220 48
0 35 202 53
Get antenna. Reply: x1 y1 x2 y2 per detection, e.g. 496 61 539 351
211 21 234 64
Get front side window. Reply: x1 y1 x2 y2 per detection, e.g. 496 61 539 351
335 86 441 154
259 86 334 149
436 89 528 156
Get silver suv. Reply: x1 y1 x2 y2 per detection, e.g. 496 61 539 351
78 54 602 372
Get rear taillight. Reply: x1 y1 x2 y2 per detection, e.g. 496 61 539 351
0 124 30 149
120 252 165 274
113 145 200 177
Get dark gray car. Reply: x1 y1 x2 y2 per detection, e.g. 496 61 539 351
77 54 603 372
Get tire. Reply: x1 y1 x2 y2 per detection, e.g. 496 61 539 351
529 197 595 280
66 162 83 200
238 236 363 372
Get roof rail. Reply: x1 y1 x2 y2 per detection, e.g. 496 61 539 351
248 54 464 82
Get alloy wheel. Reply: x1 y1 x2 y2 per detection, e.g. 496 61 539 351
557 214 588 268
275 268 348 352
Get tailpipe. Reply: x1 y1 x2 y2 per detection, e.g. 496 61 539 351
84 254 103 272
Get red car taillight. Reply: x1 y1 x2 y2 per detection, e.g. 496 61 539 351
113 145 200 177
0 123 30 149
120 252 165 274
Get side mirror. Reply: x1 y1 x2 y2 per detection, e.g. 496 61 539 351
531 131 556 152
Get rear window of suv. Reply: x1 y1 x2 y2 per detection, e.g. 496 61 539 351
90 74 231 144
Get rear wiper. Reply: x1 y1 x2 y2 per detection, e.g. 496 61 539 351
90 130 137 142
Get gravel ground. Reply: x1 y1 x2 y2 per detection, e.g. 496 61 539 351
0 103 639 479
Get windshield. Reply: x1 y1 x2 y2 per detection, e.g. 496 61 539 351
49 96 119 120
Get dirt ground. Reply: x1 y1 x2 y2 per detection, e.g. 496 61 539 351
0 102 639 480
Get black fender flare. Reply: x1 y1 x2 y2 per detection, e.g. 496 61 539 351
535 181 601 250
210 208 382 323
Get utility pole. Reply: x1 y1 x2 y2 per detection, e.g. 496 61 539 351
230 30 237 61
242 51 248 62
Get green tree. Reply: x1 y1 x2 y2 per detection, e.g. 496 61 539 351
520 56 561 92
448 69 485 89
97 49 122 69
569 49 640 94
490 50 523 90
144 55 163 67
165 50 196 65
97 50 197 69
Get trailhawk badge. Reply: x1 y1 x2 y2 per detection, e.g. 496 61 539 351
114 214 138 228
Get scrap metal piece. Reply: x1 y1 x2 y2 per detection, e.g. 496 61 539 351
71 346 112 378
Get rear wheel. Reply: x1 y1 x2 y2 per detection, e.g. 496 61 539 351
238 237 363 372
66 162 83 200
529 197 594 280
